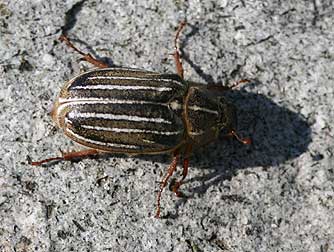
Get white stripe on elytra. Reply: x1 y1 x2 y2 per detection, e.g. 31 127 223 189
65 68 160 87
87 76 184 87
68 111 172 124
96 67 157 73
58 97 167 105
55 98 167 121
65 128 139 149
188 105 219 115
71 84 172 92
79 124 181 135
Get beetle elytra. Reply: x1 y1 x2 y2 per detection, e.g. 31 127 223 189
31 21 250 218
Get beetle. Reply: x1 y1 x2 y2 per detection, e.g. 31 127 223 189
31 21 250 218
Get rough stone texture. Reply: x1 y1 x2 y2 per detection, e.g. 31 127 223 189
0 0 333 251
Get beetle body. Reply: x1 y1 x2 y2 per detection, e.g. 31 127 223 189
32 22 249 218
51 67 237 155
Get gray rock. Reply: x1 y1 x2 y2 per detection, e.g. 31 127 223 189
1 0 333 251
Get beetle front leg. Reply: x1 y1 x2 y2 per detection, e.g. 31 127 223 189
172 21 186 79
207 79 250 91
29 149 100 166
155 151 179 218
59 34 109 68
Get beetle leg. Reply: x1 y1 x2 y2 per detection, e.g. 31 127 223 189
226 130 252 145
155 151 179 218
30 149 100 166
228 79 250 89
59 34 109 68
207 79 250 91
172 21 186 79
172 144 192 197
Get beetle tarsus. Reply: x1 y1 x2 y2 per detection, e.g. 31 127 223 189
30 149 100 166
173 21 187 79
30 156 64 166
207 79 250 92
228 79 250 89
59 34 109 68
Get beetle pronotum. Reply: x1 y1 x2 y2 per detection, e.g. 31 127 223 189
31 21 250 218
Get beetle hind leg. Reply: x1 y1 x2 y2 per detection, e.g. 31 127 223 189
59 34 109 68
172 143 192 197
172 157 189 197
155 151 179 218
